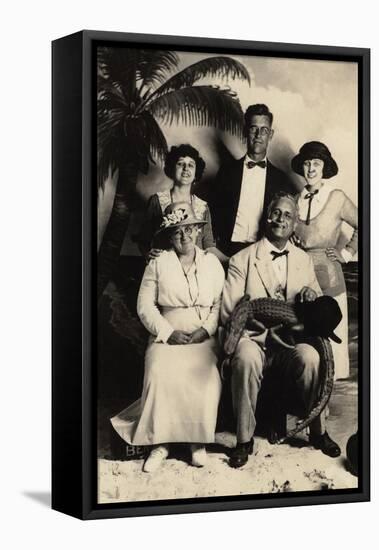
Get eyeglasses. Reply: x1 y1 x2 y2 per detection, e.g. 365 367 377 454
248 125 271 137
171 225 196 238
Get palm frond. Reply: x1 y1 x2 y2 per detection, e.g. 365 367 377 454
97 138 119 192
147 85 245 137
139 56 250 112
138 111 168 164
98 46 138 86
97 46 140 103
97 110 168 188
98 48 179 108
97 52 250 191
98 85 128 114
97 71 108 92
97 105 127 190
137 50 179 88
119 113 168 173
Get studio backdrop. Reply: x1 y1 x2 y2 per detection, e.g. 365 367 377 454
52 30 370 520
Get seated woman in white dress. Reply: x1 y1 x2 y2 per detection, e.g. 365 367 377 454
111 202 225 472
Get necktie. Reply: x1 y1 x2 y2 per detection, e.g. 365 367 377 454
304 189 319 225
247 160 266 169
271 250 289 261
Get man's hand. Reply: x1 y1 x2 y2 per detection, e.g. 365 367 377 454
146 248 163 262
167 330 191 345
299 286 317 302
326 247 345 263
188 328 209 344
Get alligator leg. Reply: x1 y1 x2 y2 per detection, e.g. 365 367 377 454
223 294 251 356
268 324 296 350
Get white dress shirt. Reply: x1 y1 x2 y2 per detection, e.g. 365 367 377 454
298 182 353 262
262 237 289 299
231 156 266 243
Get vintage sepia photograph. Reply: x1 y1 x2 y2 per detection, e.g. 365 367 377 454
96 42 360 505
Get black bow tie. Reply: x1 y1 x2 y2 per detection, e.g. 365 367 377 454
271 250 289 261
304 189 319 225
247 160 266 169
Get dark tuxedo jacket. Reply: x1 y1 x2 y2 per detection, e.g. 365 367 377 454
205 156 296 256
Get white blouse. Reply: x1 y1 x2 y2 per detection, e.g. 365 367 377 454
298 182 354 262
137 247 225 343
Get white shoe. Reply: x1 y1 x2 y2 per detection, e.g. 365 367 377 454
191 444 207 467
143 445 169 473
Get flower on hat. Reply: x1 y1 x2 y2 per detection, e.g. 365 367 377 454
160 208 188 229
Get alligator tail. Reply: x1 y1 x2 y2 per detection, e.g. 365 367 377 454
277 337 335 444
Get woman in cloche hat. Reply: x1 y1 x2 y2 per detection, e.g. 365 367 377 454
111 202 225 472
291 141 358 380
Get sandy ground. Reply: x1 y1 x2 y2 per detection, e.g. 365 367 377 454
97 375 358 504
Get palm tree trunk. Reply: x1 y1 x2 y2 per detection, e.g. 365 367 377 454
97 163 138 301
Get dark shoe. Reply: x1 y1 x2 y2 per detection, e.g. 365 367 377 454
229 438 254 468
268 427 280 445
309 431 341 458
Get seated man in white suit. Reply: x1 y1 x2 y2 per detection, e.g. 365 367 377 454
221 192 341 468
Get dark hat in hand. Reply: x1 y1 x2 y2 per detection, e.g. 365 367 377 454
302 295 342 343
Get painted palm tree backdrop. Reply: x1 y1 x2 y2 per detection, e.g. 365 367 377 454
97 46 250 299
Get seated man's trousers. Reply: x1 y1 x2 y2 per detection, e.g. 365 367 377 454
231 338 326 444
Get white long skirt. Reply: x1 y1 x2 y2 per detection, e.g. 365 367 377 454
111 308 221 445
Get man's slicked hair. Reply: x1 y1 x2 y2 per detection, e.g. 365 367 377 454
244 104 273 127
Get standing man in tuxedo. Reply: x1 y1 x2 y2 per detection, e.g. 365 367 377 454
207 104 296 258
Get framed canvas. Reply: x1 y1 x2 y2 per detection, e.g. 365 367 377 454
52 30 370 520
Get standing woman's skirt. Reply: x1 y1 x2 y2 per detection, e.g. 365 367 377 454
111 308 221 445
308 249 350 380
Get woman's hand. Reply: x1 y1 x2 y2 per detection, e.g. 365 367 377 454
325 247 345 263
167 330 191 345
188 328 209 344
146 248 163 262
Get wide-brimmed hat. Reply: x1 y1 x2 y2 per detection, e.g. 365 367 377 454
291 141 338 179
155 201 207 235
302 295 342 343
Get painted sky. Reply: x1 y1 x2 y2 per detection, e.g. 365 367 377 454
176 51 358 201
98 50 358 254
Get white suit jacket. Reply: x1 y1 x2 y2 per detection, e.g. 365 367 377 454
221 238 322 325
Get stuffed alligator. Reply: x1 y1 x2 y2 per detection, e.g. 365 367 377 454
223 294 342 443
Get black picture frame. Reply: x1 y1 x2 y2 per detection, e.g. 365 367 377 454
52 30 370 520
